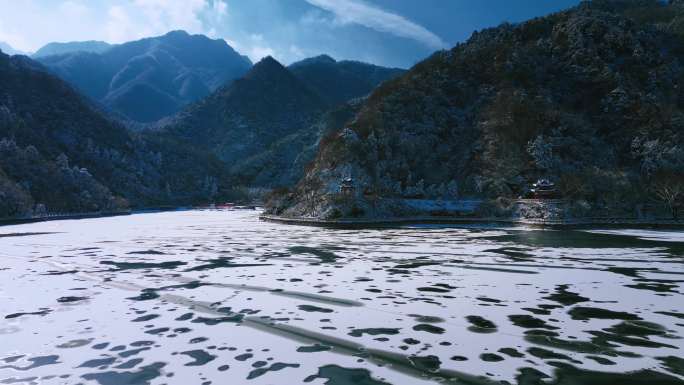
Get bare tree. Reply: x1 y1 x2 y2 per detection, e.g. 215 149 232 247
652 176 684 220
306 189 316 217
0 176 33 218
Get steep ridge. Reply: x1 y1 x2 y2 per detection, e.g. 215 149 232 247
162 56 325 164
289 54 404 106
37 31 252 122
159 55 402 188
228 99 364 188
268 0 684 220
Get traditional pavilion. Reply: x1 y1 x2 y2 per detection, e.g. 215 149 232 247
531 179 557 199
340 177 355 196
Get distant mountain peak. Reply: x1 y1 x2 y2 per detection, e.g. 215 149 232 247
163 30 190 37
249 56 286 74
287 54 405 105
289 54 336 68
228 56 310 98
256 55 282 66
155 30 202 45
312 54 336 63
33 40 111 58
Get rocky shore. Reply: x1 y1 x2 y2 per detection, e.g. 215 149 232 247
264 196 683 228
260 214 684 229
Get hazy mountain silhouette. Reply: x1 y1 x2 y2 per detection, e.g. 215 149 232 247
0 41 28 56
33 40 112 58
289 54 404 106
37 31 252 123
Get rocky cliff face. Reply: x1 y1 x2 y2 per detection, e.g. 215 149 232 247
269 0 684 219
37 31 252 123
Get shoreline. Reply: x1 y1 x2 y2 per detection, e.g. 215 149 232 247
259 214 684 229
2 210 682 230
0 211 133 227
0 207 198 227
0 206 261 228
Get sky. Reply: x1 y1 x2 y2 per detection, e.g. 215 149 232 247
0 0 581 68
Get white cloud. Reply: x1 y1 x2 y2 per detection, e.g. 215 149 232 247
103 0 218 43
58 1 90 19
0 0 232 51
304 0 446 49
249 45 275 61
0 21 30 52
225 34 276 63
105 5 138 43
212 0 227 17
289 44 305 60
206 0 228 37
0 0 103 51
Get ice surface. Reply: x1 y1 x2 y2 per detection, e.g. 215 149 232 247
0 211 682 384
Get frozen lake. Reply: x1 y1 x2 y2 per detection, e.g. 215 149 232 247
0 210 683 385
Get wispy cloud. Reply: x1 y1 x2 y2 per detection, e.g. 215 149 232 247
304 0 447 49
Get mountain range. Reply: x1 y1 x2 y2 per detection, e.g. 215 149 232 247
36 31 252 122
5 1 683 221
0 32 403 218
0 40 111 58
268 0 684 220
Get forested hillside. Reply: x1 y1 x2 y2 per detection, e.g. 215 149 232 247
269 0 684 220
158 55 402 188
0 52 235 218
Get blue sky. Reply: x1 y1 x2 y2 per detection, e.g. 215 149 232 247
0 0 580 67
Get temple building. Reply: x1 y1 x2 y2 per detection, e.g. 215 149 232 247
340 177 355 196
531 179 557 199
